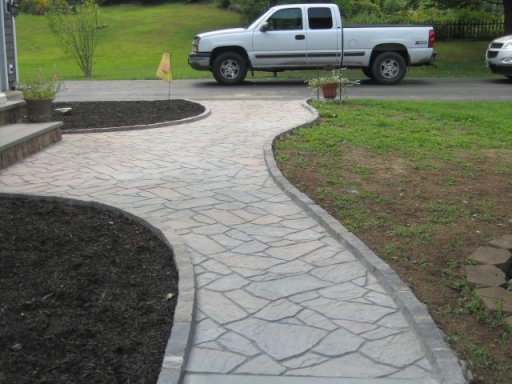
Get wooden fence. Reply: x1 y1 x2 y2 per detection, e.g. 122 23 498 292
433 21 504 40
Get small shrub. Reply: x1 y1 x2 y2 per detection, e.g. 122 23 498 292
21 0 52 15
47 0 100 77
22 68 63 100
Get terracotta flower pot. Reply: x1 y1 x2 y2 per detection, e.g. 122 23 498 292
25 99 53 123
321 83 338 99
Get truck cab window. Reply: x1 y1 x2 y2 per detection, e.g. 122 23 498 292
308 7 333 30
267 8 302 30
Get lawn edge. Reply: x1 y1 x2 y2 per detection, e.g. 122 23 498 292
264 100 470 384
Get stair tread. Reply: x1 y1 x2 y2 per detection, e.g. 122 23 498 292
0 100 25 112
0 122 63 151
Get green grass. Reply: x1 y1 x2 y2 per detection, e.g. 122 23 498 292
16 3 241 81
16 3 500 81
286 100 512 161
408 40 494 78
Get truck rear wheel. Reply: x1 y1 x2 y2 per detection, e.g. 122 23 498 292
212 52 247 85
371 52 406 85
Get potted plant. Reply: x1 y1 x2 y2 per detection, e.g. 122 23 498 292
22 68 63 122
306 69 359 100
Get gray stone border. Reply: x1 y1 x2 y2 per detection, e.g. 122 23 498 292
264 101 469 384
62 101 211 134
0 192 195 384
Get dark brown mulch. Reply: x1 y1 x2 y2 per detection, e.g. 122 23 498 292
22 99 205 130
0 197 178 384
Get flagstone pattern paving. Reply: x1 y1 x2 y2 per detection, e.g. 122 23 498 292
0 100 464 383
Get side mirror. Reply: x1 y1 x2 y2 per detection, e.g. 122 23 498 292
260 22 270 32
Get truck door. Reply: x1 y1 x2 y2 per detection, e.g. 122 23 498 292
252 7 307 68
306 6 341 66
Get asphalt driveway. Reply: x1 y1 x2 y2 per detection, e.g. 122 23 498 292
56 77 512 102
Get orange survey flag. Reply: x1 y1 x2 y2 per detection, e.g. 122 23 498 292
156 52 172 82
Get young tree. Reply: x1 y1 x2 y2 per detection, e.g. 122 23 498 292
47 0 100 77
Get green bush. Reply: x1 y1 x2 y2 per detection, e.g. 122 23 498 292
234 0 267 24
21 0 53 15
216 0 230 8
409 8 501 24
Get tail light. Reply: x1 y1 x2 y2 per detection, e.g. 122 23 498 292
428 29 435 48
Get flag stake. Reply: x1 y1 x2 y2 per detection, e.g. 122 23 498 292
156 52 172 108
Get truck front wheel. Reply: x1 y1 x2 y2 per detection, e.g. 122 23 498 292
212 52 247 85
371 52 406 85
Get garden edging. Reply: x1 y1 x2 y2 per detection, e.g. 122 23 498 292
62 102 211 134
263 100 470 384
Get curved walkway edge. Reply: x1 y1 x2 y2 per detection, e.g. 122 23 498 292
64 103 211 134
263 101 468 384
0 192 195 384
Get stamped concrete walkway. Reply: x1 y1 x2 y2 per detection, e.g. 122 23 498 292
0 95 466 383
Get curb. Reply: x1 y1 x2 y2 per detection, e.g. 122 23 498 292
263 100 469 384
0 192 195 384
62 101 211 134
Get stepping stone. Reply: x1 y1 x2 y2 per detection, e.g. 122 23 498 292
489 234 512 251
468 246 512 273
464 265 506 288
475 287 512 315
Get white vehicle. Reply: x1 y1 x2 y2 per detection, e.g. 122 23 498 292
188 3 437 85
486 35 512 80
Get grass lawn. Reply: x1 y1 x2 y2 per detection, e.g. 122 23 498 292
275 100 512 384
16 3 240 81
409 40 494 78
15 3 500 81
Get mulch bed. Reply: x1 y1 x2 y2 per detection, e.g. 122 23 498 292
22 99 205 131
0 197 178 384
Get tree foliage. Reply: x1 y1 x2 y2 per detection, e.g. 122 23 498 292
46 0 100 77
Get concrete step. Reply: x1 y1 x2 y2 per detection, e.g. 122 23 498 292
0 122 63 169
0 99 24 126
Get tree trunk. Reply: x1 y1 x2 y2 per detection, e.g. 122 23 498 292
505 0 512 34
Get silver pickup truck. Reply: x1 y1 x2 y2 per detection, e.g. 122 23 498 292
188 3 436 85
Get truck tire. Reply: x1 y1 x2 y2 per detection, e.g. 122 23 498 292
371 52 406 85
212 52 247 85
